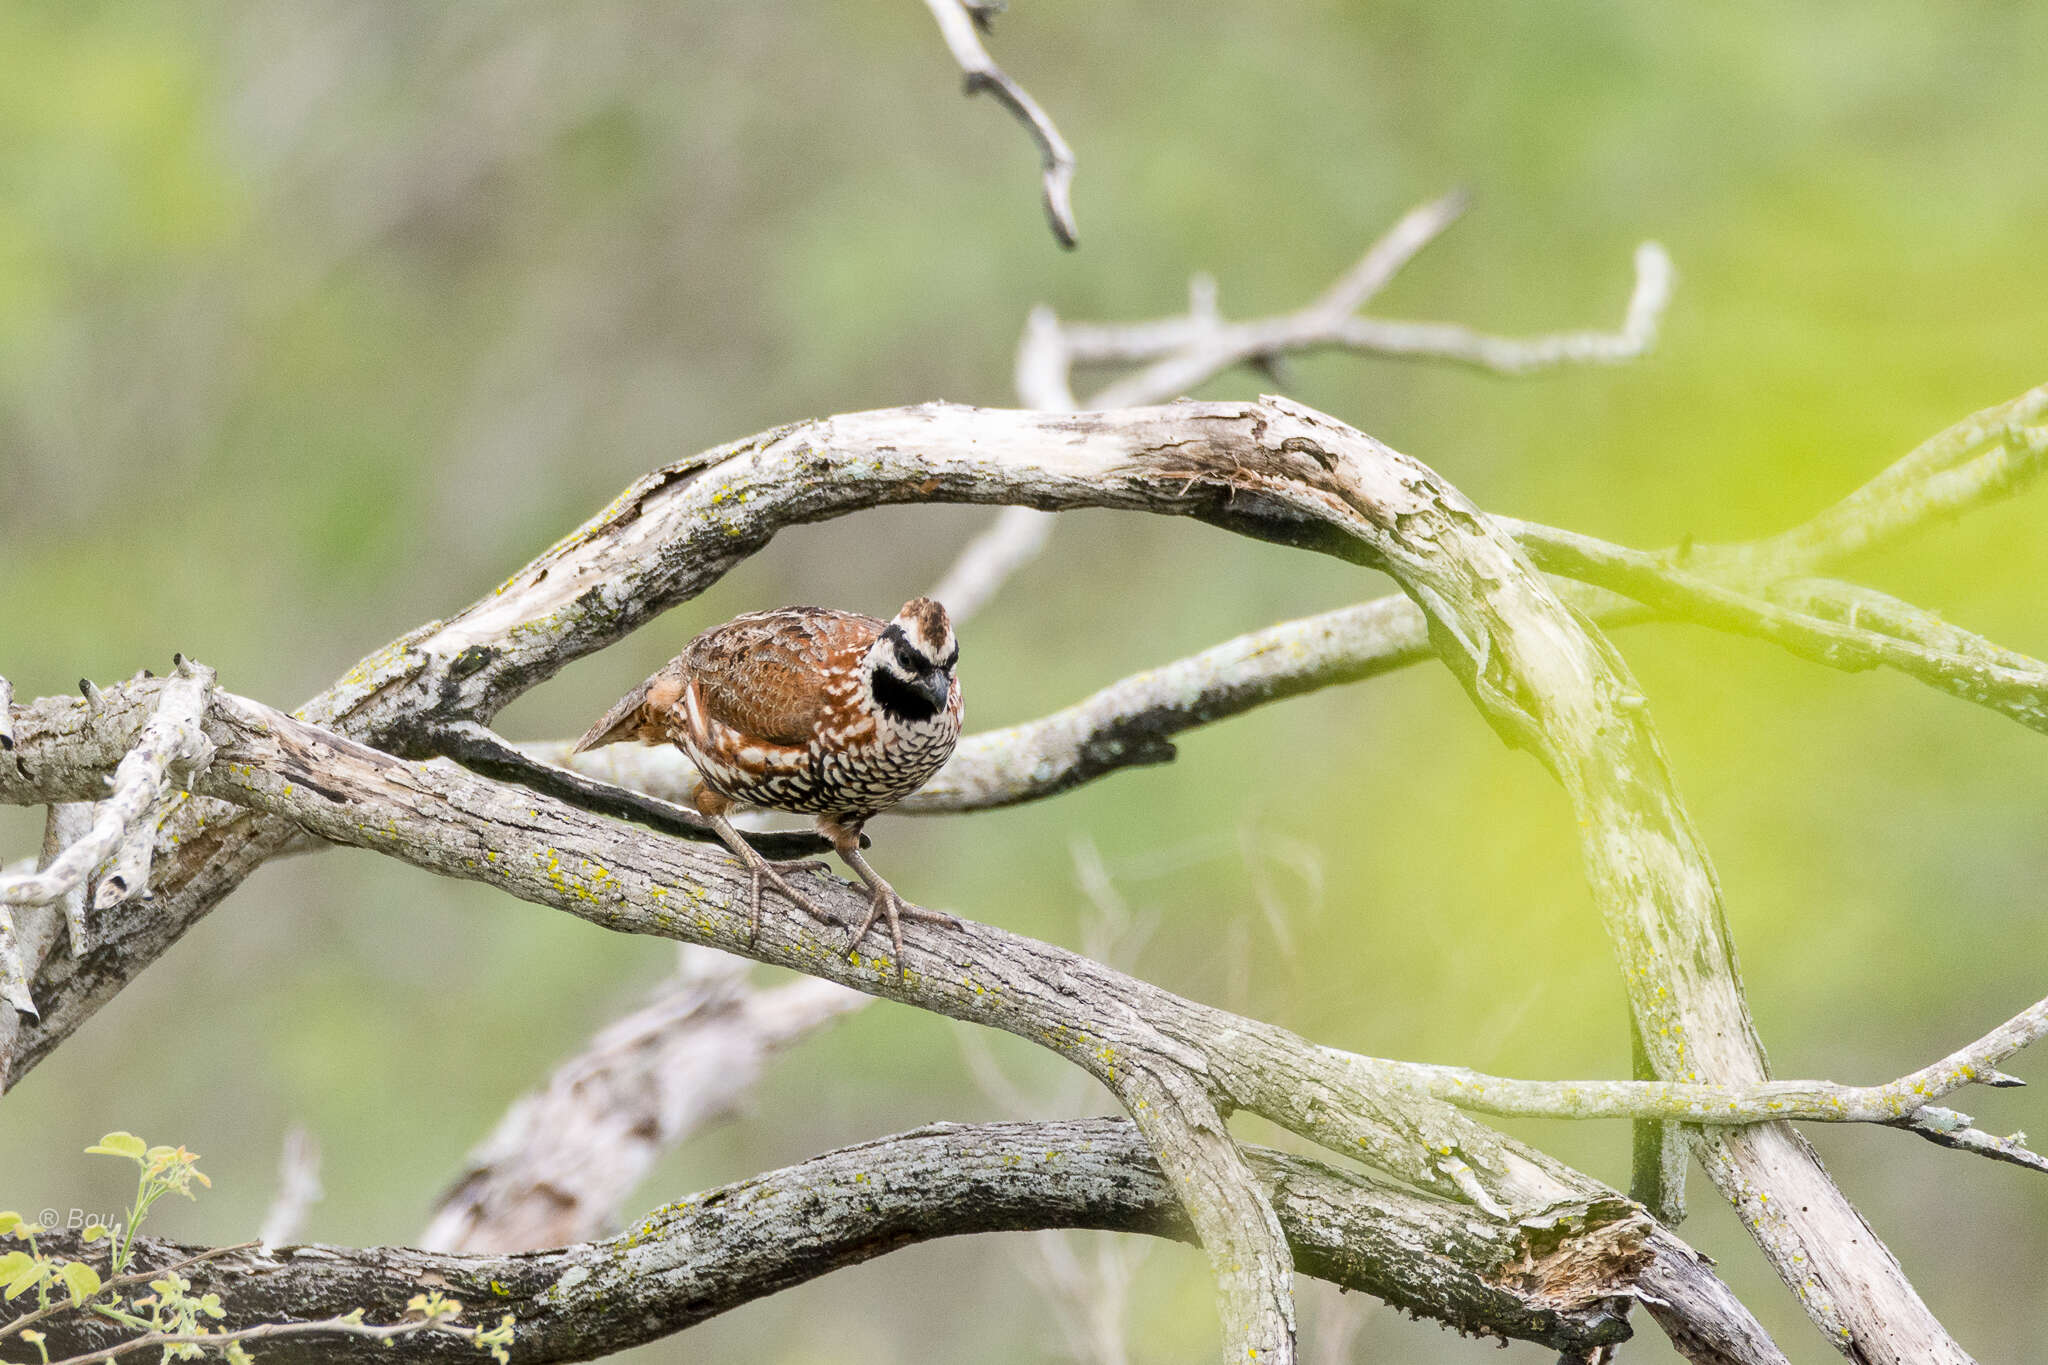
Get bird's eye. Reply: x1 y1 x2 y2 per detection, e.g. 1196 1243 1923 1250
895 641 921 672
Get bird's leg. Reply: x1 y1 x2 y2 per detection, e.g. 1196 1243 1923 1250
694 789 838 941
822 818 963 972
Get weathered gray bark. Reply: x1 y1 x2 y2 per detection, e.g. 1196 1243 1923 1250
8 390 2040 1360
27 1120 1771 1364
418 949 869 1253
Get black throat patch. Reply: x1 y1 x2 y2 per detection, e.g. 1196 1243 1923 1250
872 663 941 723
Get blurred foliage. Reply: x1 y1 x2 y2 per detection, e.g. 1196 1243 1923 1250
2 2 2045 1361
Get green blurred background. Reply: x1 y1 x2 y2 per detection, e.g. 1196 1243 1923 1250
3 1 2045 1360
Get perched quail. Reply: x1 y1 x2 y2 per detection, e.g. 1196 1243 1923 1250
574 597 964 961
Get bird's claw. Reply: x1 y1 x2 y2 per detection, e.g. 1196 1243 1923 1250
747 862 842 943
847 890 964 982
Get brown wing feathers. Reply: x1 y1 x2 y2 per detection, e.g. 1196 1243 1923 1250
574 608 885 754
685 609 881 745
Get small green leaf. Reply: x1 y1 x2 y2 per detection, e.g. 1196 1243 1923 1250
4 1258 47 1300
0 1250 31 1280
82 1223 108 1242
59 1260 102 1306
0 1212 20 1237
85 1132 148 1160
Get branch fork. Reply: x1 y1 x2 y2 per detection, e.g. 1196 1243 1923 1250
0 656 218 1015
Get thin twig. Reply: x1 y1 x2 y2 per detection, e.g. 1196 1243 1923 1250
46 1312 464 1365
1086 227 1670 407
930 192 1669 617
1897 1110 2047 1174
0 1243 260 1345
920 0 1077 247
1351 992 2045 1135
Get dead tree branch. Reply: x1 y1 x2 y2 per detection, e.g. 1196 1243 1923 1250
417 947 867 1252
259 1126 325 1248
11 671 1761 1360
541 383 2048 819
0 657 216 1012
933 191 1671 619
5 395 2033 1359
921 0 1078 248
27 1119 1781 1364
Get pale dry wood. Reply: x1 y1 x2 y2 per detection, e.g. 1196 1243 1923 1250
0 658 216 1012
1362 993 2045 1128
6 393 2037 1359
920 0 1077 247
25 1120 1777 1363
933 193 1670 620
10 675 1772 1360
417 946 868 1252
259 1126 325 1247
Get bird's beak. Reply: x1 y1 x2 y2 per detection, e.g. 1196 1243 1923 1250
918 671 950 714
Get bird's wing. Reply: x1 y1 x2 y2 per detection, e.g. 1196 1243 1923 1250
684 607 884 745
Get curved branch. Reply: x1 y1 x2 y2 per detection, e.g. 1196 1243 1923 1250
931 192 1667 621
921 0 1077 248
418 948 868 1252
1082 232 1671 408
28 1119 1776 1364
2 397 2010 1360
535 384 2048 827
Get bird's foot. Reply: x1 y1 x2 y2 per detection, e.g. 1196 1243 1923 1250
847 886 963 980
747 860 842 942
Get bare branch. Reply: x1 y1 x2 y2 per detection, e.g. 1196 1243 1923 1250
260 1125 324 1247
1720 382 2048 580
419 947 867 1253
1119 1068 1296 1359
44 1309 480 1365
930 193 1665 619
1311 189 1472 319
921 0 1077 248
30 1120 1767 1363
3 397 2019 1358
1081 229 1671 408
926 504 1060 624
1314 990 2047 1149
1897 1109 2048 1175
1513 524 2048 735
0 854 61 1078
0 660 215 1013
543 392 2048 815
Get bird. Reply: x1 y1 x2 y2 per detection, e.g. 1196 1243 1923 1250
573 597 964 964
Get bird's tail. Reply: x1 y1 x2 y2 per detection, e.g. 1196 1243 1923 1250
573 676 664 753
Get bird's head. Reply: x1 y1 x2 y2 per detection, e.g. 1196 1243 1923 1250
866 596 958 723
